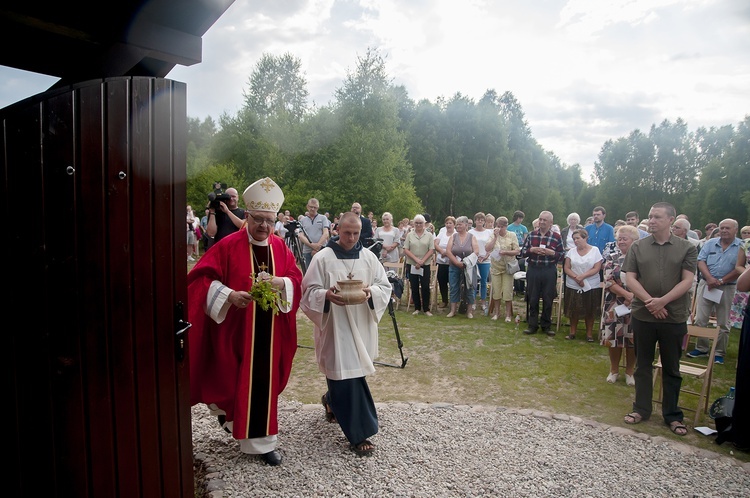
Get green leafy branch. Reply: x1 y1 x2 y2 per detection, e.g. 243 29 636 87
249 275 289 315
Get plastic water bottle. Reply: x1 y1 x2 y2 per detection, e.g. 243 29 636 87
515 314 520 330
727 387 735 399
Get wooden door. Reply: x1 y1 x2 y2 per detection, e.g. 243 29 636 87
1 76 193 498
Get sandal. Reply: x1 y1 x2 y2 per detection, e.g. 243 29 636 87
668 421 688 436
623 412 644 425
564 334 576 340
321 394 336 423
351 439 375 457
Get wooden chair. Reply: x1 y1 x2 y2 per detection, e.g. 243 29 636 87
552 269 564 332
689 279 717 327
652 324 719 426
429 262 440 311
383 260 406 309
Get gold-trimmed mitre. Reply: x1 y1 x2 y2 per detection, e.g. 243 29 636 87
242 177 284 213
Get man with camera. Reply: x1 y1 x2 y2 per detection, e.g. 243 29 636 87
299 198 330 269
206 183 246 249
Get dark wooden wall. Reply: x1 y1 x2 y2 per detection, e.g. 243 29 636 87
1 77 193 498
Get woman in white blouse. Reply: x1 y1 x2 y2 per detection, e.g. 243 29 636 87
563 229 603 342
469 212 494 315
375 212 401 263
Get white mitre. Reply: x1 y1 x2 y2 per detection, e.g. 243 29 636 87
242 177 284 213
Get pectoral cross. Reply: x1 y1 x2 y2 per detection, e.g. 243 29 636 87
347 271 354 280
258 262 268 273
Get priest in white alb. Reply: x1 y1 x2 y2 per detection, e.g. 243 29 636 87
301 211 391 457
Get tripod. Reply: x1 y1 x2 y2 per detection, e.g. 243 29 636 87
373 268 407 368
284 220 312 274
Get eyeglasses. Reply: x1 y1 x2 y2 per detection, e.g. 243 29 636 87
248 214 276 227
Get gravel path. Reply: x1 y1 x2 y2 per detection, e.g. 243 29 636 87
193 399 750 497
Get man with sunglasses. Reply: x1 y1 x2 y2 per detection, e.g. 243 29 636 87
188 177 303 466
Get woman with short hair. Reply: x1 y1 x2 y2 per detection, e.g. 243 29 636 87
403 214 436 316
433 216 456 309
375 212 401 263
446 216 479 318
563 229 603 342
486 216 520 321
469 212 493 315
600 224 639 385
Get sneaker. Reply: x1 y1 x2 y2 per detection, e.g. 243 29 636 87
606 373 618 384
505 316 512 323
686 349 708 358
715 356 724 365
424 311 433 317
446 311 456 318
412 310 420 316
187 255 195 262
467 312 474 319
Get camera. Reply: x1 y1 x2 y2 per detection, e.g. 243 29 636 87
365 237 383 254
284 219 300 236
207 181 230 210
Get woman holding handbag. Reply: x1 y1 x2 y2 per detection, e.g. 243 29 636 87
486 216 520 321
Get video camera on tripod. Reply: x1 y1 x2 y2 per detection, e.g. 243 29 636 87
364 237 384 255
283 218 301 236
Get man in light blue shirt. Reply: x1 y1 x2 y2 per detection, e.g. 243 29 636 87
585 206 615 253
687 219 745 364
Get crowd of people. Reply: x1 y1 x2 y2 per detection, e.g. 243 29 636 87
186 181 750 461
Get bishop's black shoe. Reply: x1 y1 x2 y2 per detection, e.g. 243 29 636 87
217 415 231 434
261 450 282 466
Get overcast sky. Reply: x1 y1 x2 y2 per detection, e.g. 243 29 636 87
2 0 749 181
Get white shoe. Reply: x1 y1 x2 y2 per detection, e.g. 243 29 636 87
606 373 618 384
446 311 456 318
505 316 512 323
187 256 195 262
467 312 474 319
412 310 420 316
491 315 499 321
424 311 433 317
625 374 635 386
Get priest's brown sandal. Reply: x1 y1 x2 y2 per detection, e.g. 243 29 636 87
321 394 336 423
351 440 375 457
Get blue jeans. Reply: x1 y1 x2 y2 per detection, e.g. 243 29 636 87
449 265 475 305
475 262 490 301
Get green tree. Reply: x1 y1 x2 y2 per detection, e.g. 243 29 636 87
244 52 309 125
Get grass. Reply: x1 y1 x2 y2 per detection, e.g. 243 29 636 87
285 294 749 463
187 257 747 462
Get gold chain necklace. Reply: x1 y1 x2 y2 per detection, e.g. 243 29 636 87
251 245 270 279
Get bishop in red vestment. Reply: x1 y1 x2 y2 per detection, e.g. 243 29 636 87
188 177 301 465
